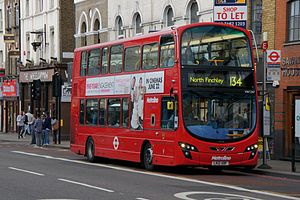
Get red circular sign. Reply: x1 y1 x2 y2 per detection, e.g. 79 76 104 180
261 41 268 52
268 51 280 62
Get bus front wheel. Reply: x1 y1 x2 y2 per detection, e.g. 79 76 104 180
141 143 154 171
86 137 95 162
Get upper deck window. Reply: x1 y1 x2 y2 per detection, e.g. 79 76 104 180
181 26 252 68
87 49 100 76
125 46 141 72
142 43 158 70
110 45 123 73
80 51 87 76
101 47 109 74
160 35 175 68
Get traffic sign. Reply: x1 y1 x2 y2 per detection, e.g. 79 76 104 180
261 41 268 52
267 50 281 64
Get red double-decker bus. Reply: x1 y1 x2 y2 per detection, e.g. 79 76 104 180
70 22 258 170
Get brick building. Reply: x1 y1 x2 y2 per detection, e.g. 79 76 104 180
274 0 300 159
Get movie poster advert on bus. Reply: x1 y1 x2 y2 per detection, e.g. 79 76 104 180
86 71 164 96
214 0 247 29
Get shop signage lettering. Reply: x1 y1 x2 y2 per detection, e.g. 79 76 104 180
282 68 300 77
282 57 300 67
19 69 55 83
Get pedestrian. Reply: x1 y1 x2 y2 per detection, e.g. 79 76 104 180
51 116 59 144
22 111 29 137
33 114 43 147
28 112 36 145
42 112 51 146
16 111 25 139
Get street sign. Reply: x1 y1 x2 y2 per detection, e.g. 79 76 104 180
267 50 281 64
263 109 270 136
213 0 247 29
261 41 268 52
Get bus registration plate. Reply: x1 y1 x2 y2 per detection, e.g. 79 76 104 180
211 161 229 166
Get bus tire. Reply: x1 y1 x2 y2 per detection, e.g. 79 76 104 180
141 142 154 171
86 137 95 163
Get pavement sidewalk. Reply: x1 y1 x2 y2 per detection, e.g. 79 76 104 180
1 132 299 178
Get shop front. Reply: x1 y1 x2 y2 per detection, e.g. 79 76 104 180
2 79 19 133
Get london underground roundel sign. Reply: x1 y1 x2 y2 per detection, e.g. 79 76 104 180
267 50 281 64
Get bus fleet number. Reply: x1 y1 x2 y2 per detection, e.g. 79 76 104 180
230 76 243 87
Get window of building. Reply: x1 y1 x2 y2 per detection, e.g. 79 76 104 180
251 0 262 45
288 0 300 42
134 13 142 35
122 98 129 127
26 0 29 16
7 5 12 30
164 6 174 27
26 32 31 60
94 19 100 31
190 1 199 24
101 47 109 74
37 0 43 13
108 98 121 127
125 46 141 72
116 16 124 38
86 99 98 125
99 98 107 126
80 99 85 125
0 9 3 32
15 3 19 28
142 43 158 70
50 0 54 9
110 45 123 73
160 35 175 68
81 21 87 46
50 28 55 58
87 49 100 76
80 51 87 76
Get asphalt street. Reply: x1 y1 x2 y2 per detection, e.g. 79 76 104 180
0 140 300 200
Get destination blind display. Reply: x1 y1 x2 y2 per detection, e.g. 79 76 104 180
187 71 253 88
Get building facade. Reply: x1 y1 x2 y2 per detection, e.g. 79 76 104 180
74 0 108 48
1 0 20 133
0 0 5 132
274 0 300 159
19 0 74 139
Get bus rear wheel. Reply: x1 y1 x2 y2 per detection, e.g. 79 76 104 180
141 143 154 171
86 137 95 162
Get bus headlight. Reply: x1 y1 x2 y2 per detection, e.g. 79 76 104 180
179 142 198 160
244 144 258 160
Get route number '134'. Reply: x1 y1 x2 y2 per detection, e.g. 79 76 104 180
230 76 243 87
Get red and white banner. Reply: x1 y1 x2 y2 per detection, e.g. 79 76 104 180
2 79 18 97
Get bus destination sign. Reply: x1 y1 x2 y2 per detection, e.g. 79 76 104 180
187 71 253 88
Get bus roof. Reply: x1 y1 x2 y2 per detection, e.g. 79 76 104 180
74 22 249 53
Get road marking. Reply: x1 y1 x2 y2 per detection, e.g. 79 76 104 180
174 192 263 200
136 198 150 200
8 167 45 176
12 151 299 200
58 178 114 193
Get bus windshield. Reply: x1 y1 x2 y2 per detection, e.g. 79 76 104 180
180 25 256 141
181 25 251 68
182 91 256 141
